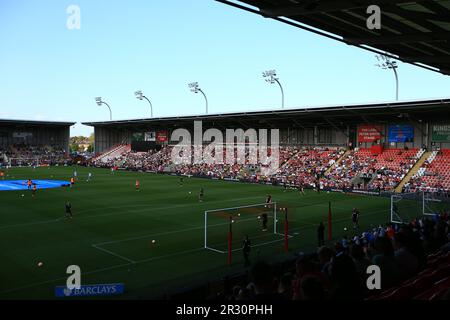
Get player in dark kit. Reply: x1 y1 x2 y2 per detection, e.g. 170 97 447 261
352 208 360 229
261 212 268 231
242 235 251 267
317 221 325 246
32 184 37 197
299 184 306 196
198 187 204 202
65 201 73 219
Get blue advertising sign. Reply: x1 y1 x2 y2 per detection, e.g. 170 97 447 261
388 125 414 142
55 283 124 297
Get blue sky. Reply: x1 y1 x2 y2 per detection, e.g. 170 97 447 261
1 0 449 136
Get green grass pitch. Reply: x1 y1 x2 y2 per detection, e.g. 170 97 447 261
0 166 391 299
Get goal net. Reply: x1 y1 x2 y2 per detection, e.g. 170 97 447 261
391 192 449 224
204 203 294 254
423 192 450 216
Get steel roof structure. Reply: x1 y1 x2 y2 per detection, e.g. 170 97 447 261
217 0 450 75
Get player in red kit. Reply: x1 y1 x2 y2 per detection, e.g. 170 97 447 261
135 179 140 191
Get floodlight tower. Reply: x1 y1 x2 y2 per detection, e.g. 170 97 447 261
135 90 153 118
375 54 399 101
189 82 208 114
95 97 112 120
263 69 284 109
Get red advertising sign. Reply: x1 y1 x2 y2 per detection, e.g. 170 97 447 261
358 125 382 142
156 130 168 142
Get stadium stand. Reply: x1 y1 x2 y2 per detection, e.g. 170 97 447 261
404 149 450 193
324 148 424 192
0 144 70 167
93 145 428 192
93 144 131 163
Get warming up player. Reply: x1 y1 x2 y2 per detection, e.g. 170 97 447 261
352 208 360 230
65 201 73 219
198 187 204 202
32 183 37 197
298 183 306 196
262 194 272 231
135 179 140 191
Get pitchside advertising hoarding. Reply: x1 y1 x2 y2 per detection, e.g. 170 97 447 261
388 124 414 142
357 125 382 142
432 124 450 142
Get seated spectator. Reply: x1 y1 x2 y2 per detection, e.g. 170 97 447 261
328 253 364 300
393 232 419 281
249 261 285 300
300 276 326 300
370 237 401 290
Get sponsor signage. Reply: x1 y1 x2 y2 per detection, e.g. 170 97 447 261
156 130 168 142
13 132 33 139
55 283 124 297
145 131 156 142
357 125 382 142
432 124 450 142
388 125 414 142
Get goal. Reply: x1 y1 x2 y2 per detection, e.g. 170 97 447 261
390 191 448 224
204 203 292 254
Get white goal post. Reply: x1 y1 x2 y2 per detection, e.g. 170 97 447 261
204 202 292 254
391 191 442 224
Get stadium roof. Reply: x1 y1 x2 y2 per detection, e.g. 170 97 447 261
216 0 450 76
0 119 75 126
82 98 450 128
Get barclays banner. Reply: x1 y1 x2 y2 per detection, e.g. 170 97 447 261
55 283 124 297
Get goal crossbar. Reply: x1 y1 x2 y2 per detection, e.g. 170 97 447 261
204 202 281 254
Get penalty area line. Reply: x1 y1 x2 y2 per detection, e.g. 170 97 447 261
91 244 136 264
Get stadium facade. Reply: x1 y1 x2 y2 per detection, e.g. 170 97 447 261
0 119 74 152
83 98 450 154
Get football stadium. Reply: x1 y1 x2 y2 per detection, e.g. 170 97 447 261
1 0 450 305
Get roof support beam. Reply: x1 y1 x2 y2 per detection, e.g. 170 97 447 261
345 33 450 45
260 0 406 17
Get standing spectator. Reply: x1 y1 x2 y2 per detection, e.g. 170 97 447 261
370 237 400 290
317 222 325 247
243 235 251 267
393 232 419 281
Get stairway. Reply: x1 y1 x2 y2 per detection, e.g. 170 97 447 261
395 150 431 193
325 149 351 175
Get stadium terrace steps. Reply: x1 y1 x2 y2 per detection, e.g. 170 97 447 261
324 149 351 175
395 150 431 193
408 149 450 192
94 144 131 163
